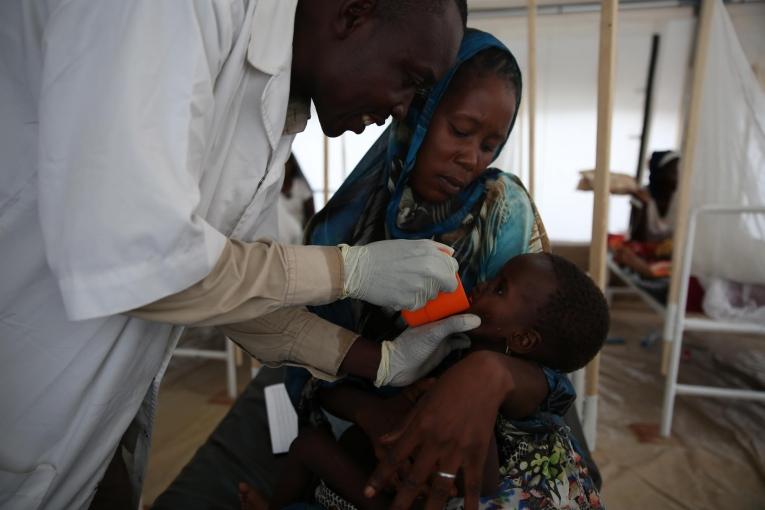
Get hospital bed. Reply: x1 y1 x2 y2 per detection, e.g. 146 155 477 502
606 205 765 436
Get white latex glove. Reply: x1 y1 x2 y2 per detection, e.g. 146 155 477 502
375 314 481 387
340 239 459 311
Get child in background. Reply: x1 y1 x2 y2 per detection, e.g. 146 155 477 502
240 252 608 510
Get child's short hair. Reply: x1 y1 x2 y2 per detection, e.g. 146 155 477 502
533 253 610 373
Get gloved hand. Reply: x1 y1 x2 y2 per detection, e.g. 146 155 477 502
340 239 459 311
375 314 481 387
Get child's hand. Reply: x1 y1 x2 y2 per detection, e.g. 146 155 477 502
355 397 409 460
401 378 437 403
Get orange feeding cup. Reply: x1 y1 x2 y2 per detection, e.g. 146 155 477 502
401 274 470 327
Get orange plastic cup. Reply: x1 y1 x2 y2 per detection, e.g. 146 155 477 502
401 274 470 327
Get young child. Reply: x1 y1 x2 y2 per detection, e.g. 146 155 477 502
240 251 608 510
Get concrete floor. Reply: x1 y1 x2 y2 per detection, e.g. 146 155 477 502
142 295 765 509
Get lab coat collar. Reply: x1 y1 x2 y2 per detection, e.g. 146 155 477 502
247 0 308 146
247 0 299 75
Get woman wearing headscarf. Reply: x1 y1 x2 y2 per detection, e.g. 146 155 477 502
279 29 602 509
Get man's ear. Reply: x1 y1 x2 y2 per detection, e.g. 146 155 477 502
506 329 542 354
332 0 377 39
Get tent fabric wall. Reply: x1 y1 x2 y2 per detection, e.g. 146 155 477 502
290 4 765 242
474 8 695 242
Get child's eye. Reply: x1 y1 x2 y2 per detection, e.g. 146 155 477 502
495 283 505 295
482 144 498 154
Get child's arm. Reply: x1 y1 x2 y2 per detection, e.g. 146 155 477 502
317 383 415 456
494 355 549 419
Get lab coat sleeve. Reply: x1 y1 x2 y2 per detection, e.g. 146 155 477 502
128 238 344 326
37 0 239 320
221 307 359 381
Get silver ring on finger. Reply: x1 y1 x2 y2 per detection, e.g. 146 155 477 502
435 471 457 480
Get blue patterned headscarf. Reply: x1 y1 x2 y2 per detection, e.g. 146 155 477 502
307 28 522 250
302 29 534 338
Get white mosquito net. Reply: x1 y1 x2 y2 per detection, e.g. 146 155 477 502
686 0 765 323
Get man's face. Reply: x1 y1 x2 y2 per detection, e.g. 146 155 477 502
409 71 516 203
467 254 556 344
311 8 463 137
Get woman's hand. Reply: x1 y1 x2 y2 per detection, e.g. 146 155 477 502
364 351 514 510
355 379 437 460
355 394 410 459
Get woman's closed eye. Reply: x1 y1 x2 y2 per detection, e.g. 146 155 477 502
450 123 470 138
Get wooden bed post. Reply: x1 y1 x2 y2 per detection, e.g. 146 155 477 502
661 0 715 375
527 0 537 200
585 0 618 451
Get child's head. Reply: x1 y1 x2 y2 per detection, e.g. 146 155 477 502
409 47 521 203
467 253 609 373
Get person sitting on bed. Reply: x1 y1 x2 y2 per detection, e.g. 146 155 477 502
614 150 680 279
630 150 680 243
239 251 609 510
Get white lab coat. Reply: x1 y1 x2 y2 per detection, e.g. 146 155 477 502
0 0 301 507
277 196 307 245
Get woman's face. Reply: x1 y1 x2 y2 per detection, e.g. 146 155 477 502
409 70 517 204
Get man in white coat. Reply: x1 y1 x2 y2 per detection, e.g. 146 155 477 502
0 0 473 508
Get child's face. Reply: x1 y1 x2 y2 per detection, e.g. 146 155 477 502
408 71 517 204
467 254 557 346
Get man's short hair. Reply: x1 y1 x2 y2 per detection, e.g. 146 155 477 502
375 0 468 29
533 253 610 373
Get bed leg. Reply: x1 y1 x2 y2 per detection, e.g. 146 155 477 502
225 339 237 400
660 303 677 375
583 394 598 450
573 369 585 419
